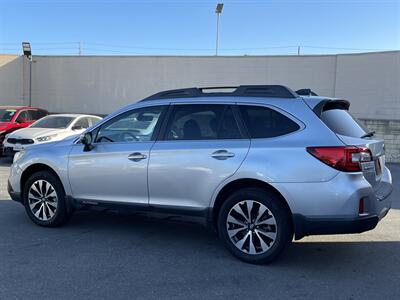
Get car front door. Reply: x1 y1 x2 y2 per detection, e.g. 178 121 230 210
68 105 166 204
148 103 250 214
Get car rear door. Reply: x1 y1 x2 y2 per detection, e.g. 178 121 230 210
148 103 250 213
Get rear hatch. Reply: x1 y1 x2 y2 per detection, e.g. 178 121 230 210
317 100 385 190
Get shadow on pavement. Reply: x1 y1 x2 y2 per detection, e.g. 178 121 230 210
1 200 399 299
1 201 398 266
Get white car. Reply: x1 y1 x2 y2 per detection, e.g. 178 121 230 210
3 114 102 153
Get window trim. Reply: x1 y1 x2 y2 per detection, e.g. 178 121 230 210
158 103 247 142
236 103 304 140
92 105 168 145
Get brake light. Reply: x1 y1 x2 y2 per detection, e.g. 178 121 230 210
306 146 372 172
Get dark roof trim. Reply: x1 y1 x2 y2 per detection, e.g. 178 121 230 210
296 89 318 96
141 85 298 101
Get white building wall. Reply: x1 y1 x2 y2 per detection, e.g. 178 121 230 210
0 55 25 106
334 51 400 120
30 55 337 115
1 51 399 119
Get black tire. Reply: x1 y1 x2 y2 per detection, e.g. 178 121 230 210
217 187 293 264
23 171 72 227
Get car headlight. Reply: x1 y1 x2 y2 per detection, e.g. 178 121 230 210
13 148 26 163
36 134 57 142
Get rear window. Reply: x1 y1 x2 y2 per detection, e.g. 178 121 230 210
320 109 368 138
239 105 300 138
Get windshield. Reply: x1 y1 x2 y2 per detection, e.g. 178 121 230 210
0 109 17 122
31 116 74 129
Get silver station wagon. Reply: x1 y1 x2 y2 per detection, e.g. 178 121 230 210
8 85 392 264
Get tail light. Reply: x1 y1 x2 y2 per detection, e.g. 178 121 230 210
306 146 372 172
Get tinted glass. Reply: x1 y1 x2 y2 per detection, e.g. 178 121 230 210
239 105 300 138
16 111 29 123
73 118 90 129
0 109 17 122
96 106 164 143
164 105 241 140
31 116 74 129
89 117 101 126
29 110 47 120
321 109 368 138
218 106 242 139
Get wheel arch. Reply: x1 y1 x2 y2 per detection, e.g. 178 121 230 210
21 163 64 194
210 178 294 230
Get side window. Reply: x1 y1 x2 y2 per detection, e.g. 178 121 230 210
96 106 165 143
89 117 101 126
28 110 46 121
73 117 90 129
164 104 241 140
16 111 28 123
239 105 300 138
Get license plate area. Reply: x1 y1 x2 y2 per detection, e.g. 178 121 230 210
13 144 22 151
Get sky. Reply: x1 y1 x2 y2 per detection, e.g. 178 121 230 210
0 0 399 56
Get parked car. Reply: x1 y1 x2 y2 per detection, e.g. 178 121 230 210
3 114 102 155
0 106 48 155
7 86 392 264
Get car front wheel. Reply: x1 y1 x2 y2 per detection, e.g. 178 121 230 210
23 171 72 227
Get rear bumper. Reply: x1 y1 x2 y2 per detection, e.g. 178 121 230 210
293 174 392 240
293 214 379 240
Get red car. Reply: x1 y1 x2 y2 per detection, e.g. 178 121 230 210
0 106 48 155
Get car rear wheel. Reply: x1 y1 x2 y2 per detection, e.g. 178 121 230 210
23 171 72 227
218 187 293 264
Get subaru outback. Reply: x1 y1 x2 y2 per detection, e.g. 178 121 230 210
8 85 392 264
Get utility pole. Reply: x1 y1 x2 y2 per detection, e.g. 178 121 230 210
297 46 301 56
79 42 83 55
22 42 32 106
215 3 224 56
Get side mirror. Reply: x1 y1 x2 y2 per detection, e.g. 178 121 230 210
80 132 93 151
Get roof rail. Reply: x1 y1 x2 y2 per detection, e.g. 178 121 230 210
141 85 298 101
296 88 318 96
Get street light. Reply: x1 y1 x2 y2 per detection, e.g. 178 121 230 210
22 42 32 106
215 3 224 56
22 42 32 58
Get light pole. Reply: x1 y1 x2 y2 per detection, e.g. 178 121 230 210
22 42 32 107
215 3 224 56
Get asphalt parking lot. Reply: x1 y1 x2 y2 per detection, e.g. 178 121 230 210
0 157 399 299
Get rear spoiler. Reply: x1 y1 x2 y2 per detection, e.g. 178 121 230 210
312 99 350 117
296 89 318 96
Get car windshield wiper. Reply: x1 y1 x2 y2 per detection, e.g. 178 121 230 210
361 131 375 138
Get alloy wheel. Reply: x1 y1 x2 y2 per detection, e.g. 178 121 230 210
28 180 58 221
226 200 277 255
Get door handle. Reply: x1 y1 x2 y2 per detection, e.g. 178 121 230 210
211 150 235 160
128 152 147 162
